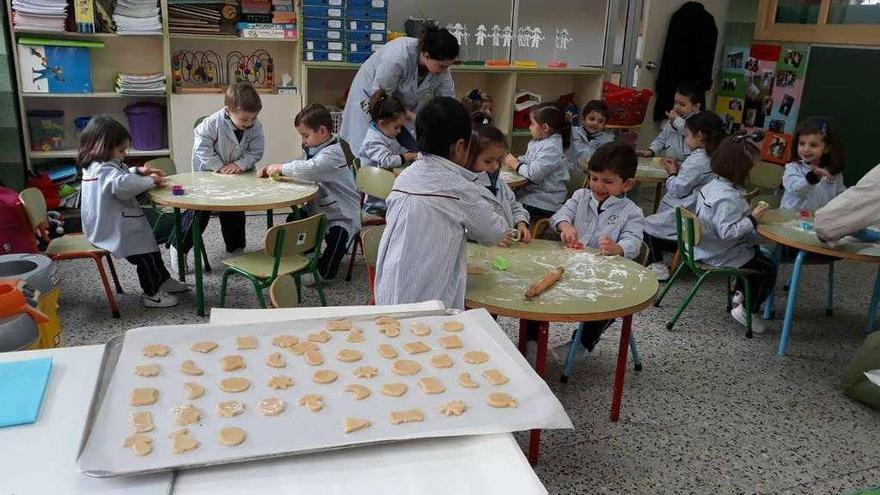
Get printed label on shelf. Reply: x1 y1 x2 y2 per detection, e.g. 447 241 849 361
328 19 342 28
328 8 341 16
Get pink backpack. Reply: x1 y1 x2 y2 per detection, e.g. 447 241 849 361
0 187 38 254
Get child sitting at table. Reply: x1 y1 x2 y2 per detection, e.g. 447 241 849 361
545 142 645 361
643 110 725 281
172 82 265 272
781 117 846 211
569 100 615 168
258 103 360 282
374 97 511 310
504 103 572 221
694 135 777 332
468 123 532 244
79 115 188 308
637 81 704 164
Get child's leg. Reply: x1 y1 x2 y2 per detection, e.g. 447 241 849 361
737 248 778 313
643 232 678 264
317 226 350 280
126 251 171 296
174 210 212 254
522 204 556 223
218 212 246 253
576 319 614 352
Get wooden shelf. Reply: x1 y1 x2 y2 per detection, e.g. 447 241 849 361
30 148 171 159
13 29 161 39
511 130 532 137
22 92 166 98
170 34 298 42
302 61 605 75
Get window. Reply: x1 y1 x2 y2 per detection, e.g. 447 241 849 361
756 0 880 44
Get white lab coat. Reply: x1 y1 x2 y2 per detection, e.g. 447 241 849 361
648 113 693 163
514 134 569 213
192 109 265 172
476 171 530 229
694 177 759 268
780 160 846 211
644 147 715 240
568 127 615 169
550 190 645 260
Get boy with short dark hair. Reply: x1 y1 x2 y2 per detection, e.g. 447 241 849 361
638 81 705 163
570 99 615 168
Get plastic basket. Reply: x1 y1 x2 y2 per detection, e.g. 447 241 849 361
602 81 653 126
328 107 343 134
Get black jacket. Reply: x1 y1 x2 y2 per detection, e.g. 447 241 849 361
653 2 718 121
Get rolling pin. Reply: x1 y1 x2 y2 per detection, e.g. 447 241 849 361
524 266 565 300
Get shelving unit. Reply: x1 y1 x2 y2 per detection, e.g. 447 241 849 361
21 92 167 98
29 148 170 159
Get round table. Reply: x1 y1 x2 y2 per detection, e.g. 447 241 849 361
636 157 669 213
391 166 529 189
148 171 319 316
465 239 658 462
758 209 880 355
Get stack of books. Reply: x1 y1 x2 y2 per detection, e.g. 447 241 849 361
168 4 224 35
11 0 67 32
113 0 162 34
115 72 166 95
272 0 296 24
236 22 296 38
241 0 271 23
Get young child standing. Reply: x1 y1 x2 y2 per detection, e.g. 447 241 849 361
643 111 725 280
468 124 532 243
781 117 846 211
547 142 645 360
695 135 776 332
569 100 615 168
637 82 704 163
259 103 360 282
504 103 572 221
173 82 265 271
374 97 511 310
79 116 187 308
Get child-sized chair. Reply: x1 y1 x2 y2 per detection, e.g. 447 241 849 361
654 207 758 338
219 213 327 308
344 166 396 281
269 275 299 308
361 224 386 304
18 188 124 318
747 161 785 209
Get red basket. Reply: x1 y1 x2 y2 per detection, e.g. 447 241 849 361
602 82 654 126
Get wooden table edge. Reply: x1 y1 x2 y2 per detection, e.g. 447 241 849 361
147 189 320 212
465 292 658 323
757 226 880 264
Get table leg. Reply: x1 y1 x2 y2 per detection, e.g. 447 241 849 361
192 213 205 317
610 315 633 422
267 209 273 228
173 208 185 282
777 250 807 356
517 319 528 354
534 321 549 379
518 319 549 466
763 244 783 320
865 266 880 335
652 183 663 214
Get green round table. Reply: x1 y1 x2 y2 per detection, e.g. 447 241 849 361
636 157 669 213
148 171 319 316
465 239 658 463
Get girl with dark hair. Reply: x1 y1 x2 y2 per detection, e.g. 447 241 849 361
78 115 187 308
781 116 846 211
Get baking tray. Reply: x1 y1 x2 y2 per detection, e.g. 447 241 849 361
77 308 572 477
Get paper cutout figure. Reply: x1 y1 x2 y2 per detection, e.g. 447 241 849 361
517 26 532 48
530 27 544 49
502 25 513 47
555 28 573 50
491 24 501 47
475 24 487 46
460 24 470 46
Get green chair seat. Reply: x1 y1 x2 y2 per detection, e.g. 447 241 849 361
222 252 309 279
46 235 106 256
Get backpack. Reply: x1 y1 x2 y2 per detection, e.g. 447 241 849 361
0 187 38 254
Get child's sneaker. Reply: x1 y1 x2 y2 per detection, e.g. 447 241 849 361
732 291 744 307
648 262 670 281
551 340 588 365
161 277 189 294
169 245 188 274
142 291 179 308
730 305 765 333
301 273 318 287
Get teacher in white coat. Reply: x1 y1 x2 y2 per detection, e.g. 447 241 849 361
340 26 459 152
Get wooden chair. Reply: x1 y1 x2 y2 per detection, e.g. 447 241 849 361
344 166 396 281
361 224 385 304
269 275 299 308
653 207 759 338
18 188 123 318
219 213 327 308
747 161 785 209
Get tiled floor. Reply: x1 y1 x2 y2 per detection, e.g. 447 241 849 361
53 208 880 494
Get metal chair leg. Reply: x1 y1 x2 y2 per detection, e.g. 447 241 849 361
629 332 642 371
666 272 712 330
741 275 753 339
313 269 328 306
219 269 232 308
778 250 807 356
344 232 360 282
865 266 880 335
105 255 124 294
560 322 586 383
91 254 120 318
826 262 834 316
655 261 687 307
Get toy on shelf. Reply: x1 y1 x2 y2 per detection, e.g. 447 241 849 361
227 49 275 93
483 24 511 67
548 27 573 68
172 49 224 93
513 90 541 130
512 25 540 67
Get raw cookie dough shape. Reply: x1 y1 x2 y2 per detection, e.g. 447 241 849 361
346 328 366 343
289 342 319 356
438 335 463 349
271 335 298 348
343 417 371 433
134 364 160 377
312 369 339 384
374 316 399 327
375 316 401 338
377 344 398 359
353 366 378 378
191 341 218 353
216 400 246 418
381 383 408 397
429 354 454 368
170 428 199 454
123 434 153 456
487 392 517 408
463 351 489 365
266 352 286 368
307 330 331 343
218 426 246 447
299 394 324 412
418 377 445 395
258 397 286 416
304 350 324 366
267 375 294 390
219 377 251 393
345 384 371 400
391 359 421 376
409 322 431 336
180 359 204 376
402 341 431 354
336 349 363 363
184 382 205 400
221 355 246 372
130 387 159 406
142 344 171 357
457 373 479 389
439 400 467 416
389 408 424 425
441 321 464 332
172 404 202 426
482 369 509 386
130 411 154 433
326 318 352 331
237 336 259 350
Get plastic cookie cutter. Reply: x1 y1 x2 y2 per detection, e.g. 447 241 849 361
508 229 520 242
493 256 509 271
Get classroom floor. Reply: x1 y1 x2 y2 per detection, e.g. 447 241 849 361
54 206 880 494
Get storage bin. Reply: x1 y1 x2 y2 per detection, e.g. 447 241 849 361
303 17 344 29
27 110 64 152
346 51 372 64
124 102 166 151
302 0 343 6
349 41 384 53
303 27 344 40
305 39 344 51
303 5 344 18
347 0 384 8
347 19 386 31
0 254 61 349
304 50 345 62
345 6 387 20
347 29 387 42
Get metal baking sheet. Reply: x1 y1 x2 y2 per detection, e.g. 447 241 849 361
77 308 572 477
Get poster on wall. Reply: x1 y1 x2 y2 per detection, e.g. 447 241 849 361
768 45 811 135
760 131 793 164
742 44 780 131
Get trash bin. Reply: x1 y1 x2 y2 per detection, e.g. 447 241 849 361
0 280 48 352
124 102 166 151
0 254 61 348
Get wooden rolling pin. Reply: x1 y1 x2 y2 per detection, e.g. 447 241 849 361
524 266 565 300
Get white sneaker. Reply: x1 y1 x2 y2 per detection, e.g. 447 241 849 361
301 273 317 287
169 245 189 274
648 262 670 281
551 340 588 365
160 277 189 294
730 305 765 333
142 291 179 308
732 291 744 307
525 341 538 366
